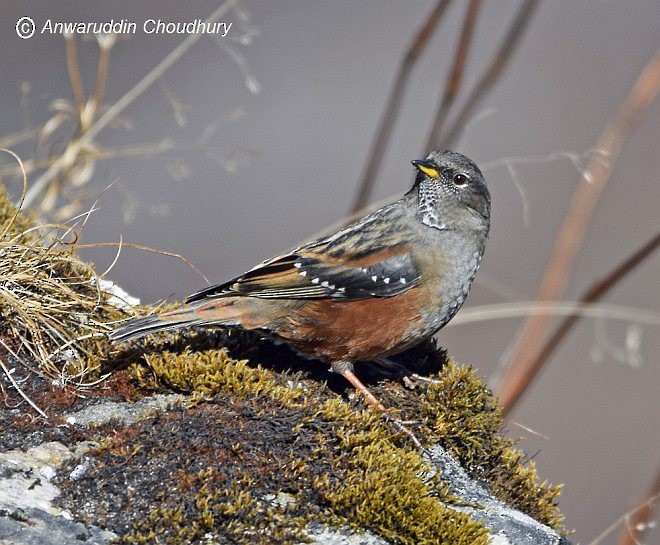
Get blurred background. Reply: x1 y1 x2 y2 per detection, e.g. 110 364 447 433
1 1 659 543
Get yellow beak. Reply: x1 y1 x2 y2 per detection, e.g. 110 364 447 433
411 159 440 179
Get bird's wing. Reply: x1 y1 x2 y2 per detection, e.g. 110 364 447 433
185 242 421 304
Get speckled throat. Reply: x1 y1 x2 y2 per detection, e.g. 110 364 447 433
418 179 446 230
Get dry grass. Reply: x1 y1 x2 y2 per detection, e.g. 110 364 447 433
0 163 124 415
0 1 243 416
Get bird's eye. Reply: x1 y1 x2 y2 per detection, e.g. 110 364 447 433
452 173 469 186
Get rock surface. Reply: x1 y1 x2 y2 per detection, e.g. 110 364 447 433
0 391 570 545
0 329 570 545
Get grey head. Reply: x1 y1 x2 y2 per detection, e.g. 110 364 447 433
408 150 490 235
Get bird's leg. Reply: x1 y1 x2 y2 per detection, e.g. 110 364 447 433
332 361 425 450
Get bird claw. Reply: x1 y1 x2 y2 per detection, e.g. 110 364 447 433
403 373 443 389
382 413 427 452
374 358 441 390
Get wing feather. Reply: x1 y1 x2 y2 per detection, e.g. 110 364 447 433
186 204 420 303
186 245 420 303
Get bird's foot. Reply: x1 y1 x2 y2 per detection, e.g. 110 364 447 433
402 373 443 389
338 366 427 452
381 413 428 452
374 358 441 390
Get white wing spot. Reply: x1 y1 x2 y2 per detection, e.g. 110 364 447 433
371 275 378 282
311 277 320 284
299 270 307 277
383 277 390 284
337 287 346 293
321 281 329 288
361 268 368 273
399 278 406 284
294 262 302 268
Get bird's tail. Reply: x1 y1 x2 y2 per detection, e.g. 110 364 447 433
108 298 244 343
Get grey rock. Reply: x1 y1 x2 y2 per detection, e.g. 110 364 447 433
63 393 187 427
429 446 564 545
304 522 388 545
0 507 116 545
0 442 73 513
1 397 571 545
0 441 73 473
0 442 115 545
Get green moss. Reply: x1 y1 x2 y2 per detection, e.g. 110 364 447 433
117 336 564 541
0 185 33 237
421 362 564 529
130 346 307 408
110 389 493 545
311 398 489 545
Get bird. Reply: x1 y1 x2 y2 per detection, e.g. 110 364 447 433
110 149 490 444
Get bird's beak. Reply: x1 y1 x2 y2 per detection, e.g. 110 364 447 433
412 159 440 179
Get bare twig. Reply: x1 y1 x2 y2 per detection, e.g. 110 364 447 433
450 301 660 328
0 139 176 180
64 34 86 113
425 0 482 151
442 0 539 147
498 49 660 413
500 230 660 415
616 466 660 545
93 36 115 113
351 0 453 213
0 127 39 149
23 0 239 210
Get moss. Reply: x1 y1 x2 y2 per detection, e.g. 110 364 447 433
421 362 564 529
123 470 311 545
107 331 565 541
129 346 307 408
0 185 34 237
55 397 322 545
310 398 489 545
71 378 493 545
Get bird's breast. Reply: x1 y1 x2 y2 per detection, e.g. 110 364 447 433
415 229 486 333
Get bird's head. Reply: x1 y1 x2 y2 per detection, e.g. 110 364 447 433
410 149 490 231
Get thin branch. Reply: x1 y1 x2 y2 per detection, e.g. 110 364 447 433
351 0 453 213
91 36 116 117
442 0 539 148
0 127 40 149
23 0 238 210
64 34 86 114
500 230 660 416
616 466 660 545
450 301 660 328
498 49 660 413
425 0 483 151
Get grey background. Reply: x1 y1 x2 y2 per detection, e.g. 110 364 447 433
2 1 659 543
